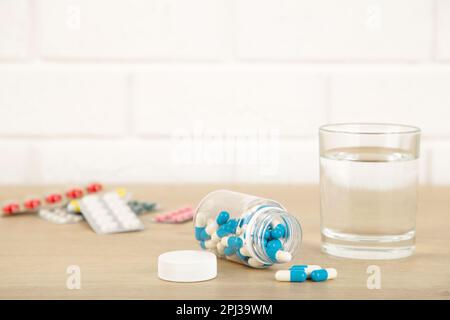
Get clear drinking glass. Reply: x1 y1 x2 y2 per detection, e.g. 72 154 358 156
319 123 421 259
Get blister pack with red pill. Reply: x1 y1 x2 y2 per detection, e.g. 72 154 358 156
1 183 103 217
151 206 194 224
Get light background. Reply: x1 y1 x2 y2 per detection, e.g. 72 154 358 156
0 0 449 185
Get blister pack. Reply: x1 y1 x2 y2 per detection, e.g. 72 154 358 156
152 206 194 224
79 192 144 234
39 207 84 224
128 200 157 215
1 183 103 217
66 187 130 214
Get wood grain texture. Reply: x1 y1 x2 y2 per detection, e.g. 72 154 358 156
0 185 449 300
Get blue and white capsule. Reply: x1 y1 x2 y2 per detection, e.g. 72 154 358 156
224 246 238 256
235 223 246 236
310 268 338 282
275 269 307 282
225 219 239 234
274 251 292 263
199 228 211 241
194 212 208 240
235 250 249 263
265 239 292 263
221 236 243 249
204 239 218 249
264 227 272 239
239 246 250 257
195 227 205 241
270 224 286 239
211 231 221 242
195 212 207 227
205 219 219 236
216 225 230 238
216 211 230 225
289 265 321 277
216 242 225 255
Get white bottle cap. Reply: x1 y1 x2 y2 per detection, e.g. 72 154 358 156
157 250 217 282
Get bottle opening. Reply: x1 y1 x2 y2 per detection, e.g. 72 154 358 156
245 206 302 265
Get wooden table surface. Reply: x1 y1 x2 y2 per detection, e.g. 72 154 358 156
0 185 449 300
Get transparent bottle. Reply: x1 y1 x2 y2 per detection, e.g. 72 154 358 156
194 190 302 268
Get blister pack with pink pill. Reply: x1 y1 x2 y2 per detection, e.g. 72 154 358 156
151 206 194 224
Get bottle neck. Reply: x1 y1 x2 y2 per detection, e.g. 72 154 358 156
244 206 302 265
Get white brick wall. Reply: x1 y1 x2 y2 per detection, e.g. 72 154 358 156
0 0 30 59
0 140 35 184
0 67 129 136
35 139 236 183
330 68 450 137
133 68 326 137
40 0 230 60
437 0 450 60
0 0 449 185
236 0 432 61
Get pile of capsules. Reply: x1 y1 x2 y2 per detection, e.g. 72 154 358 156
275 265 338 283
195 210 292 268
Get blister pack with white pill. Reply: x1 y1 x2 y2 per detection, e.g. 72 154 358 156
39 207 84 224
79 192 144 234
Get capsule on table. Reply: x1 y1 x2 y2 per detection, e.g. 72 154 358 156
289 265 321 277
310 268 338 282
275 269 307 282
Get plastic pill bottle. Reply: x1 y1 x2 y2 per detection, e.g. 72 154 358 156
193 190 302 268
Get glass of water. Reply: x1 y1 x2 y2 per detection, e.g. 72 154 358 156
319 123 420 259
